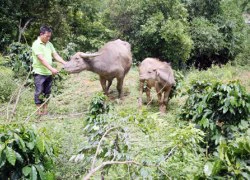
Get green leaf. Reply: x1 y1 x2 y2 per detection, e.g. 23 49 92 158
14 133 26 151
27 141 35 150
0 152 6 168
6 146 16 166
15 151 23 163
204 161 213 176
35 164 45 180
0 143 5 154
36 136 45 153
30 165 38 180
22 166 31 176
45 172 55 180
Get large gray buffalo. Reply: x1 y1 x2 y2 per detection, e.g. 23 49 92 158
138 58 175 113
63 39 132 98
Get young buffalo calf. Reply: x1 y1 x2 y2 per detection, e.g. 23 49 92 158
138 58 175 113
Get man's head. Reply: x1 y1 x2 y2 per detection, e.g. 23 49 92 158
39 25 52 43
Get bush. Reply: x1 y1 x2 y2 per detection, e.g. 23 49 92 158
59 42 77 61
0 124 58 179
181 80 250 178
189 17 225 69
169 70 184 98
0 67 17 103
6 42 33 78
204 131 250 178
181 80 250 150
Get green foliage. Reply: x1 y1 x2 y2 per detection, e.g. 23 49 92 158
170 70 185 98
59 42 77 61
186 0 247 68
0 67 17 103
181 79 250 178
204 131 250 178
86 92 111 120
66 1 115 52
69 92 206 178
184 0 222 20
235 25 250 66
104 0 192 68
181 81 249 147
0 124 58 180
160 19 193 67
161 124 205 179
189 17 225 68
70 92 131 176
51 70 69 95
6 42 32 78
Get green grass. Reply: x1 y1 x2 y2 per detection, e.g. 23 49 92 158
0 64 249 179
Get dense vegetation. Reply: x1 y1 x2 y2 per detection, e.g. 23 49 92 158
0 0 250 179
0 0 250 68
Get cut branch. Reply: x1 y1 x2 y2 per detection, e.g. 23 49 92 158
83 161 141 180
91 126 119 170
18 18 32 42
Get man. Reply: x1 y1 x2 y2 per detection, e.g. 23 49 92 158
32 25 66 115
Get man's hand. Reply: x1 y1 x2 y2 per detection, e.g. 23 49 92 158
50 68 59 75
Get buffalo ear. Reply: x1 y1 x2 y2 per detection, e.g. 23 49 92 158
163 61 171 66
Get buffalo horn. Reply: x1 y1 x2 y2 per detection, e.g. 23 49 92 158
79 52 101 58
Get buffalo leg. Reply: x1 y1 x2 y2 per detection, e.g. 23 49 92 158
156 84 166 113
100 76 108 95
163 87 171 106
145 84 152 104
138 80 144 107
107 80 113 93
117 77 124 98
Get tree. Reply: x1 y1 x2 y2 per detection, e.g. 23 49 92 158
184 0 247 68
103 0 193 68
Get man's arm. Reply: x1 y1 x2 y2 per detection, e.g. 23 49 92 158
52 52 66 65
37 54 59 75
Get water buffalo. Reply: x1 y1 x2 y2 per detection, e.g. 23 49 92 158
138 58 175 113
63 39 132 98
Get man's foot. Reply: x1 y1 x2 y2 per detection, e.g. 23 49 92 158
42 104 48 115
36 104 44 115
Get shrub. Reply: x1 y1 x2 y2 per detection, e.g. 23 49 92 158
0 124 58 179
6 42 32 78
189 17 225 69
170 70 184 98
59 42 77 61
0 67 17 103
204 132 250 178
181 80 250 178
181 80 250 150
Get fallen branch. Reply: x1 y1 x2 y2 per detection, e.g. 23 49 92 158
83 161 141 180
91 126 120 170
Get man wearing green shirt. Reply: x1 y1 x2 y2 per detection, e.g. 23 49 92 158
32 25 66 115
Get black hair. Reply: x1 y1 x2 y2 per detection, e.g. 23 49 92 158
40 25 52 34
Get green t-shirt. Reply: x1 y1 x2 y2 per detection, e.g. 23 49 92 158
32 37 56 75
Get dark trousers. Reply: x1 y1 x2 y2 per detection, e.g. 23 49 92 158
34 74 53 105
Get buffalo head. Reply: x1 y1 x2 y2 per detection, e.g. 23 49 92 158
63 52 101 73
